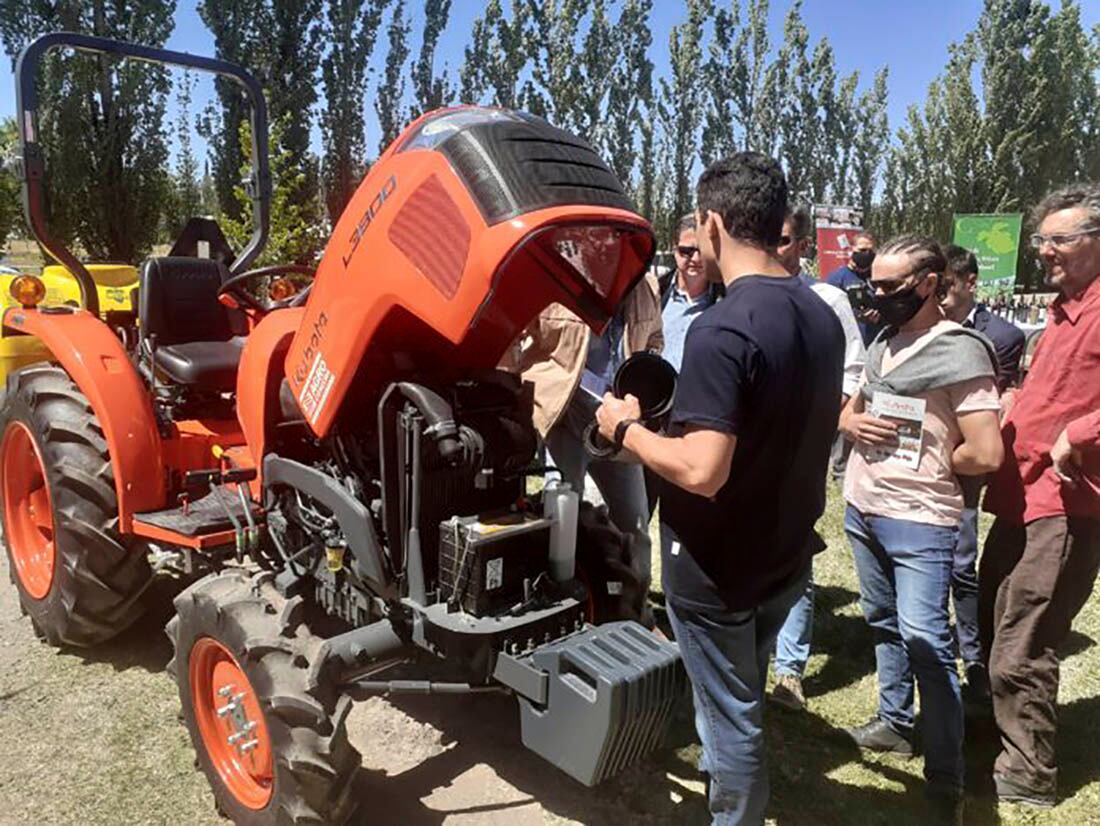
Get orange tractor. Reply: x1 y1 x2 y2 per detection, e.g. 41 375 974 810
1 33 684 824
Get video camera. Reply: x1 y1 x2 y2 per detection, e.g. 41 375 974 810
845 280 875 315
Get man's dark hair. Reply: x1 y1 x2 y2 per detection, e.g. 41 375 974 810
879 234 949 297
696 152 788 246
944 244 979 283
854 230 877 246
785 204 813 241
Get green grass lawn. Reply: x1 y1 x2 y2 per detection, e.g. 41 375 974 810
0 466 1094 824
645 482 1099 825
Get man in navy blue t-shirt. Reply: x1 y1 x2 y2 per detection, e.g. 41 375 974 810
597 153 844 825
827 231 882 346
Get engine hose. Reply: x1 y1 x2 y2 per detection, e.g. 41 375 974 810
394 382 467 465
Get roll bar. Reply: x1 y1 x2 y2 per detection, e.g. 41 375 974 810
13 32 272 315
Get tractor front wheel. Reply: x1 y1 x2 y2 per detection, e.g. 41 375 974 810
168 569 361 825
0 365 150 646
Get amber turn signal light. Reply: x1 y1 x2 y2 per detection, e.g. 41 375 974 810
10 275 46 308
268 277 299 302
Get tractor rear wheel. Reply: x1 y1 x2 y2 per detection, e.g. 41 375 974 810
168 569 361 825
0 365 150 646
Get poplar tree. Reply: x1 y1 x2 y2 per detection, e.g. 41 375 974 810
604 0 653 189
0 118 20 252
458 0 530 108
851 67 890 217
321 0 389 222
575 0 617 150
523 0 586 128
375 0 411 153
701 0 739 165
409 0 455 120
164 71 203 240
0 0 176 262
657 0 712 229
196 0 262 220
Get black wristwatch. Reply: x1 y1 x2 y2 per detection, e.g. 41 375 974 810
613 418 640 452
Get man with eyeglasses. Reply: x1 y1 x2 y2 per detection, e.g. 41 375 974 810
839 235 1004 824
648 215 723 527
979 184 1100 809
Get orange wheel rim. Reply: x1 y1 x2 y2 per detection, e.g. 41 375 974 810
189 637 274 809
2 421 56 600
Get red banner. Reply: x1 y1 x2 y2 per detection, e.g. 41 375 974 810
816 224 860 280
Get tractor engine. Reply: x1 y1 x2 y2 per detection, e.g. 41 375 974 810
258 104 685 788
295 369 543 631
265 104 659 641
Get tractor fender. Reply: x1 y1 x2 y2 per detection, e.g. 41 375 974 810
2 308 165 529
236 307 305 482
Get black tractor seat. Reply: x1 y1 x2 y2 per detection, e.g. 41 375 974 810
154 338 246 390
139 257 247 392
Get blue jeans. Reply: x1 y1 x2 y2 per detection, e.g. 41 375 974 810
845 506 964 792
667 561 812 825
774 565 814 678
546 393 651 591
952 506 981 665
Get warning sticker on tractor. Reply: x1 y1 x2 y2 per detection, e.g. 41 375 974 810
299 353 336 425
485 558 503 590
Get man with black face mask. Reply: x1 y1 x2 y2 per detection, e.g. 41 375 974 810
827 231 883 346
838 235 1006 824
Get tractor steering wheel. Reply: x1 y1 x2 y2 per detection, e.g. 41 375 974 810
218 264 316 312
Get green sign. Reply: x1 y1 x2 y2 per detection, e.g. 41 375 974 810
951 213 1023 292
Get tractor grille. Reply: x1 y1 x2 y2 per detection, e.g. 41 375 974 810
388 174 471 299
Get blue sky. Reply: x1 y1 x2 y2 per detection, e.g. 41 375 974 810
2 0 1097 161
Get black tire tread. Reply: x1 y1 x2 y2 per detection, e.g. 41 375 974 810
168 569 361 826
1 366 150 646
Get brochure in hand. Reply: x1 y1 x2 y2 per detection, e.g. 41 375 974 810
865 391 926 470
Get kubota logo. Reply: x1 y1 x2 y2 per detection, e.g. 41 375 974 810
342 175 397 267
293 311 329 387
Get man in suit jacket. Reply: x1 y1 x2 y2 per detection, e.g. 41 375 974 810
942 246 1026 391
940 244 1026 698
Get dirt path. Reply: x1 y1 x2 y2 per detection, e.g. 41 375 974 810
4 498 1097 826
0 553 707 826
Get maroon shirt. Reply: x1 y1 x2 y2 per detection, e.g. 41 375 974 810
985 275 1100 524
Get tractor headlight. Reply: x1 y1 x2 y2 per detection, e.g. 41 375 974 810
10 275 46 308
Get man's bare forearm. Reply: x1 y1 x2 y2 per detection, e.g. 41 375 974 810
952 440 1003 475
622 425 722 498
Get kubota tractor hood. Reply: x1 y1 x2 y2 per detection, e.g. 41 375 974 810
285 107 656 437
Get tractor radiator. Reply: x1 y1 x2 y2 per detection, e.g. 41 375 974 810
515 621 687 786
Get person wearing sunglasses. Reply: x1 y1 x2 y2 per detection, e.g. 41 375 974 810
839 235 1004 823
979 184 1100 809
660 214 722 372
646 215 724 534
